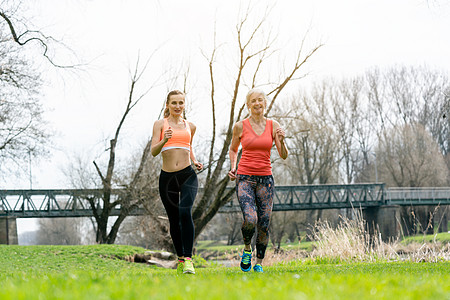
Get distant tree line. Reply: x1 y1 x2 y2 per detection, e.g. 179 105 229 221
274 65 449 187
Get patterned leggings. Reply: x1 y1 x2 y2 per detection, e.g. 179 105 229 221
236 174 274 259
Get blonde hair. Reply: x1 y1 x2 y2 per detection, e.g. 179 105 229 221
246 88 268 111
164 90 185 118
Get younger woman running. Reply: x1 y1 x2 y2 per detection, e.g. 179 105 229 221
151 90 203 275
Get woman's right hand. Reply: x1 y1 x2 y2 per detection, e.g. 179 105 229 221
163 126 173 142
228 168 237 181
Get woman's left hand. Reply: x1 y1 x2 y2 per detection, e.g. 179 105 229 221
193 161 203 171
275 127 285 142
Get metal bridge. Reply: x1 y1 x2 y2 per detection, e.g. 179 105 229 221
385 187 450 206
1 184 450 218
0 189 144 218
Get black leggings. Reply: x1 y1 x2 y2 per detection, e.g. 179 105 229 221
159 165 198 258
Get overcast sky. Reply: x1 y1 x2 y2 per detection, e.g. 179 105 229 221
6 0 450 233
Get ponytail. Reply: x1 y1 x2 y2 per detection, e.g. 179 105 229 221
164 107 170 118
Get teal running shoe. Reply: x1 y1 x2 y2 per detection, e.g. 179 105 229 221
240 250 252 272
253 264 264 273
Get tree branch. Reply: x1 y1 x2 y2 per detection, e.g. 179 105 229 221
0 11 80 68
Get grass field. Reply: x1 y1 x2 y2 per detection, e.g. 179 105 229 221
0 244 449 299
401 232 450 244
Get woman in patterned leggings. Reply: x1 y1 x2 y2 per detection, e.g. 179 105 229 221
228 88 288 273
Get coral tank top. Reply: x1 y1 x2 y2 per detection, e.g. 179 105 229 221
237 118 273 176
160 118 191 152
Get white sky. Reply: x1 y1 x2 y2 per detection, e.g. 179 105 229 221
5 0 450 233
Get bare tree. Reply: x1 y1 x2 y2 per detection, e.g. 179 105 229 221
331 77 366 183
224 213 242 245
269 211 290 249
89 54 164 244
0 1 80 68
0 53 51 176
0 7 50 176
115 215 171 250
366 66 450 183
192 5 323 239
285 66 450 186
1 1 81 178
377 123 448 187
367 66 449 154
36 217 92 245
281 86 340 185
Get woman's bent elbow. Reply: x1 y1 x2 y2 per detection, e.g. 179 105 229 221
151 148 159 157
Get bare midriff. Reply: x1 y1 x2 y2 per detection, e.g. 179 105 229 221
161 148 191 172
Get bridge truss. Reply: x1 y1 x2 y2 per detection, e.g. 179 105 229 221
220 183 385 213
1 184 386 218
2 184 449 218
0 189 144 218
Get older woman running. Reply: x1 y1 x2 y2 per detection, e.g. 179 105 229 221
228 88 288 273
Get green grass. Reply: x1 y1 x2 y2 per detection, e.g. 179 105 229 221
195 239 313 259
401 232 450 245
198 231 450 256
0 245 449 299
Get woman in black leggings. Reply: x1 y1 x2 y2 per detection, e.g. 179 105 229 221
151 90 203 275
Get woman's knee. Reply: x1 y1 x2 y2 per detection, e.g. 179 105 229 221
179 207 192 220
258 216 271 232
243 214 257 227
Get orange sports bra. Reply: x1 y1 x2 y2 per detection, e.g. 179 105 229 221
160 118 191 152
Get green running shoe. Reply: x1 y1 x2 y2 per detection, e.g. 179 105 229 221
253 264 264 273
176 260 184 275
183 259 195 274
240 250 252 272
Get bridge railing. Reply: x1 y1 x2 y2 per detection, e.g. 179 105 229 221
220 183 385 212
386 187 450 205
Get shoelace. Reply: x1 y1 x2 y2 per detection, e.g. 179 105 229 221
241 252 251 264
